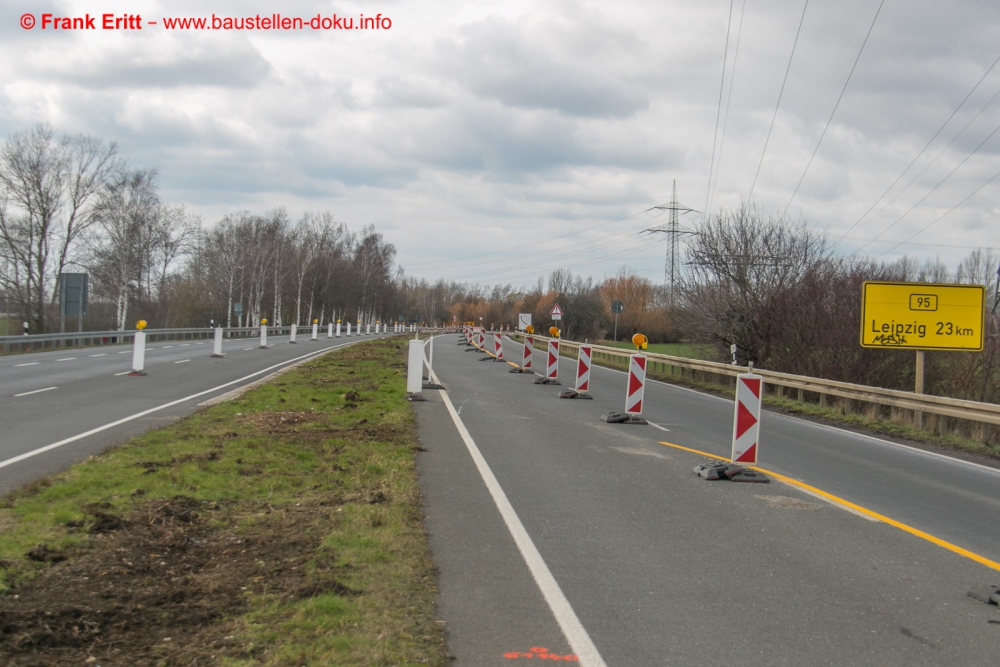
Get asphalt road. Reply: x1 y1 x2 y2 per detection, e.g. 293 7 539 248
0 331 379 496
415 335 1000 666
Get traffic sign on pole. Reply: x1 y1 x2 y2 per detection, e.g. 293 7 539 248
731 373 763 464
860 281 985 351
550 303 563 321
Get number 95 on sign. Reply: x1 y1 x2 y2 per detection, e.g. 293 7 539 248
860 282 985 351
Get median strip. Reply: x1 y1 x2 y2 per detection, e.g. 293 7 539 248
0 338 447 664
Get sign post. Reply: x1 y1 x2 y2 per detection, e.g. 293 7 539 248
610 300 624 342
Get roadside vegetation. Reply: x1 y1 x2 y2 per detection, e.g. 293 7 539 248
0 338 448 666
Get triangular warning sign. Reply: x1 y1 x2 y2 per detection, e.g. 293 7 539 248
734 443 756 463
736 400 757 439
550 303 563 316
628 371 643 397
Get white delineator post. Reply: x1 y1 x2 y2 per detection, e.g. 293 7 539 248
367 323 371 335
625 355 646 415
129 331 147 376
494 333 503 360
336 320 342 337
260 323 268 348
328 322 333 338
346 322 352 337
311 322 318 340
546 340 559 380
289 323 297 343
732 372 763 464
522 336 534 369
212 327 224 358
576 345 592 392
406 339 424 395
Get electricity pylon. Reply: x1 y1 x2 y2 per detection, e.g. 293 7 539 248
643 180 698 307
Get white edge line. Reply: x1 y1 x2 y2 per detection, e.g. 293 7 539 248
14 362 40 367
14 386 57 397
174 359 191 364
114 371 130 376
780 482 880 522
646 421 671 432
592 357 1000 476
0 342 354 471
436 376 607 667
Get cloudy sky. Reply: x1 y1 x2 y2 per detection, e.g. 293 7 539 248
3 0 1000 287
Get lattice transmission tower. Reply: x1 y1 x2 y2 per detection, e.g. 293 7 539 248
643 180 698 307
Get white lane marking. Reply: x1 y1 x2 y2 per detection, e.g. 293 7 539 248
181 344 190 347
780 483 879 522
162 345 174 348
175 359 190 364
117 351 129 354
56 358 77 362
195 342 204 345
114 371 130 376
90 354 107 357
647 421 671 432
14 386 57 397
243 348 253 351
0 342 356 471
14 362 39 367
437 374 608 667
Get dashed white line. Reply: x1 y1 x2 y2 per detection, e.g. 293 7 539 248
56 358 77 362
162 346 174 348
243 348 253 351
181 344 190 347
118 351 130 354
90 354 107 357
14 362 39 367
175 359 190 364
14 386 57 397
114 371 131 376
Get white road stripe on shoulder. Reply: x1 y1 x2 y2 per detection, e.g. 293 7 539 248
436 371 608 667
14 362 40 367
14 386 57 397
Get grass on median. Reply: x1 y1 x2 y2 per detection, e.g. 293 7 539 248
0 337 448 666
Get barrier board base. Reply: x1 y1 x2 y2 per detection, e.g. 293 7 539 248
557 389 593 399
211 354 224 359
404 393 428 402
508 366 533 373
533 377 561 385
601 411 646 424
128 370 147 377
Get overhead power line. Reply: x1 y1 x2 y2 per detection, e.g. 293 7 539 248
707 0 748 215
875 165 1000 258
747 0 809 203
782 0 885 217
704 0 736 215
854 117 1000 254
835 51 1000 247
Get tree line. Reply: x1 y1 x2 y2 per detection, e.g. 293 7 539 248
0 125 403 333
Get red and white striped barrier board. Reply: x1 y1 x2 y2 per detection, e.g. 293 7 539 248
522 336 534 369
731 373 763 464
546 340 559 379
576 345 592 392
494 333 503 360
478 329 486 350
625 354 646 414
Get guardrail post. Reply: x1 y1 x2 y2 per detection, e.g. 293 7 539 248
212 327 224 358
129 331 147 376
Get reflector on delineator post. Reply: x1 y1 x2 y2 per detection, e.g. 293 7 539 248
731 372 763 465
533 339 561 384
558 344 593 398
603 353 647 424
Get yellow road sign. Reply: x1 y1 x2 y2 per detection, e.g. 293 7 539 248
860 281 984 351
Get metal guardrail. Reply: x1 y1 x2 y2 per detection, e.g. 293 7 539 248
507 333 1000 437
1 326 303 354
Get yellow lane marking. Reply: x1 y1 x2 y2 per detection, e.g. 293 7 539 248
658 440 1000 573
